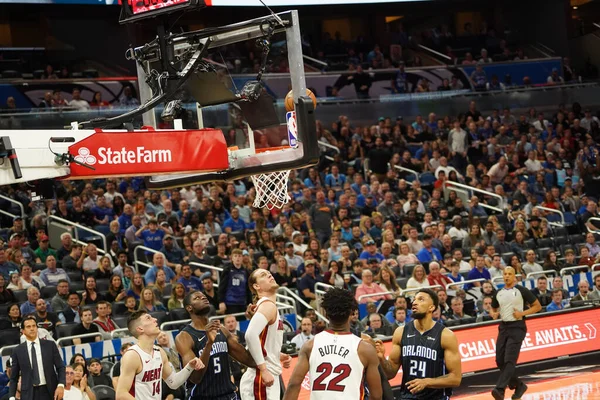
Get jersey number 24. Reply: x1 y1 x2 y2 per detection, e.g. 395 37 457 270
312 363 351 392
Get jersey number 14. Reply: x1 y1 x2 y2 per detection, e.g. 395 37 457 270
312 363 351 392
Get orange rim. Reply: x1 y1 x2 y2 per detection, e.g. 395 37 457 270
256 146 290 153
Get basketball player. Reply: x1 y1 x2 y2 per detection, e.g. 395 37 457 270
378 288 461 399
283 287 383 400
490 267 541 400
239 269 286 400
175 290 257 400
115 310 204 400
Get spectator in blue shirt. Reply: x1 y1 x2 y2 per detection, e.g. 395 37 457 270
90 195 114 230
144 252 176 285
416 234 442 264
468 196 488 218
325 165 347 191
359 240 385 262
0 248 19 280
136 219 167 252
118 204 134 233
223 207 246 233
546 289 566 312
20 286 51 316
466 255 491 289
177 265 204 292
159 235 186 270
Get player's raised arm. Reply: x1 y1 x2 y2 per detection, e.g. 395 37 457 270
115 350 142 400
359 341 383 400
161 346 204 390
406 328 462 394
245 300 278 386
217 322 257 367
379 326 403 379
282 339 313 400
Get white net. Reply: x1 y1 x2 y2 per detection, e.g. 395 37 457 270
251 170 291 210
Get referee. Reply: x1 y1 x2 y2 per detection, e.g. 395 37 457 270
490 267 541 400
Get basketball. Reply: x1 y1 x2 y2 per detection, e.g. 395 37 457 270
285 88 317 112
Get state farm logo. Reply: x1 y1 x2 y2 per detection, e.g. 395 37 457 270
74 148 97 166
72 146 172 166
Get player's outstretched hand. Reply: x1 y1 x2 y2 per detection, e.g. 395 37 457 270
261 369 275 387
206 320 221 342
280 353 292 369
188 357 205 371
406 378 430 394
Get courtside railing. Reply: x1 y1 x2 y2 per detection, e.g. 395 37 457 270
48 215 108 253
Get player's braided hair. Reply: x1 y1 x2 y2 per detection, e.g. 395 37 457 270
321 287 358 325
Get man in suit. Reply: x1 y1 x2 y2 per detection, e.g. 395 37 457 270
9 315 65 400
570 280 591 306
589 275 600 301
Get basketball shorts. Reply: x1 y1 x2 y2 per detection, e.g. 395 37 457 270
239 368 280 400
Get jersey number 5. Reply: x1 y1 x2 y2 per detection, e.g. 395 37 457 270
409 360 427 378
312 363 351 392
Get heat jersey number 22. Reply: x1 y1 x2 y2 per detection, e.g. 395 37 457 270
312 363 351 392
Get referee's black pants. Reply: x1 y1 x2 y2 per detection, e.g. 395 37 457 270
495 321 527 391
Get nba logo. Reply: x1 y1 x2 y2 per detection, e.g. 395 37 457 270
286 111 299 149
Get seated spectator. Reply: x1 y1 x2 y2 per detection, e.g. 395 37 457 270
126 273 144 300
427 261 452 289
462 225 484 250
375 265 400 294
177 264 203 292
406 265 429 290
396 242 419 274
589 274 600 301
448 297 473 321
290 317 314 350
297 260 324 308
405 228 424 255
452 249 472 273
522 250 544 276
159 235 185 272
80 244 109 273
273 257 297 289
72 307 102 345
2 303 22 328
81 276 104 306
124 295 137 314
365 313 394 336
448 216 468 241
0 275 15 304
120 86 140 107
68 88 90 111
349 309 366 337
323 260 348 289
546 289 567 312
202 277 223 314
571 280 591 304
50 280 70 313
93 301 119 340
359 239 385 263
62 244 82 271
59 292 82 324
466 256 492 289
168 283 186 310
578 246 597 267
146 252 177 286
531 275 552 307
20 286 49 315
0 248 19 280
40 255 70 286
223 208 246 233
93 256 113 281
72 362 96 399
33 298 61 337
416 234 442 264
392 307 408 329
284 242 304 269
139 287 167 312
355 269 393 304
476 296 494 322
33 235 56 263
87 358 113 388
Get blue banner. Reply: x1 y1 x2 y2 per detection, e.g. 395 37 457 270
462 58 563 86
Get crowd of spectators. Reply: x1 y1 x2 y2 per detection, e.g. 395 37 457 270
0 97 600 380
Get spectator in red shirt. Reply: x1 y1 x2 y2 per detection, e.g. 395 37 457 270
427 261 452 289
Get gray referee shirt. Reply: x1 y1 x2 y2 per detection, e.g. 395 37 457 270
491 285 538 322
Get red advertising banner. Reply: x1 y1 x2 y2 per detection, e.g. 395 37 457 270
67 129 228 179
131 0 190 15
281 308 600 399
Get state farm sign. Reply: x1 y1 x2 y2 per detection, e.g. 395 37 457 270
68 129 229 178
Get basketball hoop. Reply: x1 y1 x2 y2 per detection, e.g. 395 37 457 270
251 170 291 210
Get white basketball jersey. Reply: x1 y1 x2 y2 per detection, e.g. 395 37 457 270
255 297 285 376
127 344 163 400
309 330 365 400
